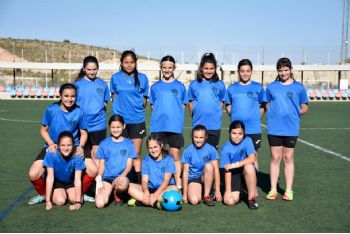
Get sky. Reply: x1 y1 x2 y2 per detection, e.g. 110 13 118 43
0 0 346 64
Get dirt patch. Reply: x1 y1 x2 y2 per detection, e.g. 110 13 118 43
0 47 26 62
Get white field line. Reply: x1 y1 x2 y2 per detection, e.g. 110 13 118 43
0 117 39 123
261 124 350 162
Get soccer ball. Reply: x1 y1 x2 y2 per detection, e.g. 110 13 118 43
161 190 183 211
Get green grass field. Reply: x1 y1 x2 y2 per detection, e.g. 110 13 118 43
0 101 349 232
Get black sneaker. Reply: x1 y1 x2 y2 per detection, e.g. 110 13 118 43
203 196 215 206
247 200 258 210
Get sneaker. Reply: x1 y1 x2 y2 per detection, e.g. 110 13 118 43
203 195 215 206
28 195 45 205
114 190 123 206
127 198 141 207
282 190 294 201
247 200 259 209
266 189 278 200
83 194 95 203
152 201 163 210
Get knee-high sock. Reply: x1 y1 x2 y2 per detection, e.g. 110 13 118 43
31 178 46 196
82 174 95 193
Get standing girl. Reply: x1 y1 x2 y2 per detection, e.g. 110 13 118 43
28 83 97 205
225 59 267 170
220 121 258 209
75 56 110 164
188 53 226 149
149 55 188 189
265 58 308 201
94 115 136 208
110 50 149 184
182 125 222 206
44 131 85 211
127 134 178 207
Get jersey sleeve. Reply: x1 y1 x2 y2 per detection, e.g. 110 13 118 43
181 148 191 164
103 82 111 102
209 145 219 161
96 141 106 160
181 84 189 105
74 157 86 171
141 157 150 175
265 85 272 103
41 106 51 126
149 85 156 105
43 152 55 168
219 144 230 168
142 75 150 98
128 141 137 159
259 86 268 103
218 82 226 101
109 75 117 94
165 157 176 174
79 112 88 130
224 85 232 105
245 137 256 156
188 82 195 101
299 85 309 105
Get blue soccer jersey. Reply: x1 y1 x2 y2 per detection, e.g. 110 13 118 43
188 79 226 130
96 137 137 181
142 154 175 190
225 81 267 134
41 103 87 146
75 77 110 132
110 71 149 124
43 150 86 184
220 137 256 168
182 143 219 180
149 79 188 133
266 81 309 136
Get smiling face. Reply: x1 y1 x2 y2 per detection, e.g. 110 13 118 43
58 136 74 157
109 120 124 140
83 62 98 80
193 129 207 148
147 140 163 159
201 62 216 80
277 66 292 83
122 55 136 74
60 88 76 110
238 65 252 84
230 127 244 144
160 61 175 81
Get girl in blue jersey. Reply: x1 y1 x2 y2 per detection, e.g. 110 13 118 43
225 59 267 171
182 125 222 206
28 83 97 205
188 53 226 149
220 121 258 209
127 134 178 207
110 50 149 184
44 131 86 211
149 55 188 189
94 114 136 208
75 56 110 164
265 58 308 201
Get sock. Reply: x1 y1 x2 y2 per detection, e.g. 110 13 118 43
135 172 141 184
82 174 95 193
31 178 45 196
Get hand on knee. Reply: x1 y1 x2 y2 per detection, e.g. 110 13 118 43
95 198 106 208
114 176 129 192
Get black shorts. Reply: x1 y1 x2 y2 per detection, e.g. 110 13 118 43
34 147 47 161
207 130 221 149
247 134 262 151
188 176 202 185
87 129 107 146
103 178 115 184
151 132 184 149
54 180 74 190
226 168 243 192
83 147 92 159
122 122 147 139
268 135 298 148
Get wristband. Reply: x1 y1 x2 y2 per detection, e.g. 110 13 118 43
95 175 102 182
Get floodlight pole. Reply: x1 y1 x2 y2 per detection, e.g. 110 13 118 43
341 0 349 63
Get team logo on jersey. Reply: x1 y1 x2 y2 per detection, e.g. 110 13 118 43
171 89 178 96
287 92 293 99
96 88 104 96
120 149 127 158
211 86 219 96
240 149 245 157
202 155 209 163
247 91 253 98
161 166 166 173
68 166 74 172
